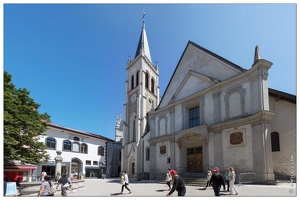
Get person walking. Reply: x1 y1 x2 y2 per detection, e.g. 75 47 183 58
40 170 47 182
229 167 238 195
166 170 186 196
225 168 230 191
37 175 54 196
209 167 226 196
120 171 131 194
204 168 212 189
56 173 71 196
166 168 172 191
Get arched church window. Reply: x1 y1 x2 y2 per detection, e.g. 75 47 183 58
136 71 139 87
119 151 122 162
271 132 280 152
131 75 134 90
146 147 150 160
73 137 80 141
145 72 149 89
151 78 155 93
133 119 136 142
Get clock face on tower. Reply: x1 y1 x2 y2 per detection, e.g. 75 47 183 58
131 94 137 102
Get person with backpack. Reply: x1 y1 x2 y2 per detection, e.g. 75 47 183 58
37 175 54 196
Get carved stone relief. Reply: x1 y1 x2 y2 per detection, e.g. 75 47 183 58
227 129 246 148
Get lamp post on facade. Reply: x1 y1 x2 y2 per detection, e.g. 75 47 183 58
54 150 63 181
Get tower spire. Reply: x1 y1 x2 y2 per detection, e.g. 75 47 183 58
134 11 152 63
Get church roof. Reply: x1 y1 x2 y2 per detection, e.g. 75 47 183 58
134 21 152 63
187 41 247 72
157 41 247 109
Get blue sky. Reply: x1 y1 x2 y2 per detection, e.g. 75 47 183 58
3 3 297 140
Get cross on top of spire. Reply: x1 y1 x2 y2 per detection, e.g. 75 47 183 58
142 10 146 23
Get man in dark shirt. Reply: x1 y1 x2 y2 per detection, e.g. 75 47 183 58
166 170 186 196
209 167 226 196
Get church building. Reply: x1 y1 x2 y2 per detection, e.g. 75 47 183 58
120 18 296 183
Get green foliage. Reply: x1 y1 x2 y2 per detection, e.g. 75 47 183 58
4 71 51 165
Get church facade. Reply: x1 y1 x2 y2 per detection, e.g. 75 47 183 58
120 20 296 183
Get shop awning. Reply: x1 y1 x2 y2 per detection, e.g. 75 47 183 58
5 165 37 170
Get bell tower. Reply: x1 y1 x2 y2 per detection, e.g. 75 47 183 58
122 12 159 176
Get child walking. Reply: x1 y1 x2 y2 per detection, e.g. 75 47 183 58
204 168 212 189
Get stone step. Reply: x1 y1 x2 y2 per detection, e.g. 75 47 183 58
159 177 208 187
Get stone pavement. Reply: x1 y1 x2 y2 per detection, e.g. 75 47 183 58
56 178 297 197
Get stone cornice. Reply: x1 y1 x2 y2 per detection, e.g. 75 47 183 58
209 110 276 132
148 135 175 145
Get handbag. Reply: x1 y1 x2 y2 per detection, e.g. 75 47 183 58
121 180 125 185
48 182 56 195
62 182 70 188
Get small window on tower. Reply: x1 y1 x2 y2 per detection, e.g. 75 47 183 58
131 75 134 90
136 71 139 87
151 78 155 93
145 72 149 89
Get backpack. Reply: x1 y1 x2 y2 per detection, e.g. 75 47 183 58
48 181 56 195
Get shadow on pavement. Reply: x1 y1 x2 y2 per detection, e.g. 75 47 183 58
156 189 168 192
111 193 121 196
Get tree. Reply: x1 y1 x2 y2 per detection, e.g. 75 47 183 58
3 71 51 165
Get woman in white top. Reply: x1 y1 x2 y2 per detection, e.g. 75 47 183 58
166 168 172 190
120 171 131 194
229 167 238 195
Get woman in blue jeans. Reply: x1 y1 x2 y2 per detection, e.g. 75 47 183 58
166 170 186 196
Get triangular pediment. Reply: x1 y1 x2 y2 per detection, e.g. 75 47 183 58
158 41 246 109
173 71 219 102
